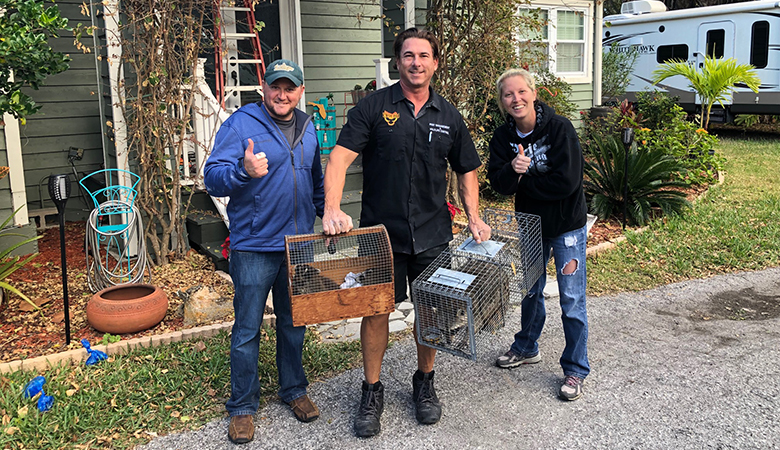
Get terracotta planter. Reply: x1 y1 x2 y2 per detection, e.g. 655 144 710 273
86 284 168 334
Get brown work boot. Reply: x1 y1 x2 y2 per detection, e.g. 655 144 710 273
289 394 320 423
228 415 255 444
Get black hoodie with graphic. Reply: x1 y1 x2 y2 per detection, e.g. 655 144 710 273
487 100 587 239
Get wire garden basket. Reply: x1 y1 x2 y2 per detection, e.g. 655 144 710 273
285 225 395 327
412 208 543 360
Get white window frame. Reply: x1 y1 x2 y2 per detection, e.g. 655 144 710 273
518 2 593 84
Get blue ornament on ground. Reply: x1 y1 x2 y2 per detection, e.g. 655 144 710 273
81 338 108 366
23 376 45 399
37 392 54 412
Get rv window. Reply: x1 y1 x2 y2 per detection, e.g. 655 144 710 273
751 21 769 69
657 44 689 63
706 29 725 59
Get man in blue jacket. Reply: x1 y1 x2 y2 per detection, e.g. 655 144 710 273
204 59 325 445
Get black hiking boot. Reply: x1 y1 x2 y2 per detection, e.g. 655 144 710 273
412 370 442 425
354 380 384 437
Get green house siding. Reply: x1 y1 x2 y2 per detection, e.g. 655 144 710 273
570 82 595 129
17 0 104 219
301 0 382 129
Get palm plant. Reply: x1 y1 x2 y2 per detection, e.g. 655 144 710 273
651 56 760 130
584 135 691 227
0 206 42 310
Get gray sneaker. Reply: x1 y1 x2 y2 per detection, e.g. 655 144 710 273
559 375 583 401
495 350 541 368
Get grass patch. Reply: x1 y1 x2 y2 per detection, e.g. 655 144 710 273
0 329 361 449
587 136 780 295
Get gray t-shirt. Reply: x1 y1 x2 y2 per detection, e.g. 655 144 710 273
274 114 297 148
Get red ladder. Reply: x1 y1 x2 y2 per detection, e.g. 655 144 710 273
213 0 266 111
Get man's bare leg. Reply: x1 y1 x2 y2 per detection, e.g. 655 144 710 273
361 313 390 383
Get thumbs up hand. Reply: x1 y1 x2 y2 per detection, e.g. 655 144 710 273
243 139 269 178
511 143 531 175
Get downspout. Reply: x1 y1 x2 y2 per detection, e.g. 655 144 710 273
90 0 109 175
594 0 604 107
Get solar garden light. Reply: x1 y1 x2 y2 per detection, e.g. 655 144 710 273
48 174 72 345
621 127 635 231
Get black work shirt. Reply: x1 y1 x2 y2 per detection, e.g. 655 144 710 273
337 82 481 255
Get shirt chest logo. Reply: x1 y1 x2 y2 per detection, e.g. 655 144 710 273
383 110 400 126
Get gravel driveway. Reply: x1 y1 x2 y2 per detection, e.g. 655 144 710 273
139 267 780 450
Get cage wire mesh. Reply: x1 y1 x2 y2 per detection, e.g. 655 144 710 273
285 225 394 326
411 208 543 360
450 208 544 303
412 249 509 360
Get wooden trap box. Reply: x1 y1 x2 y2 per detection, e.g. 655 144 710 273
285 225 395 327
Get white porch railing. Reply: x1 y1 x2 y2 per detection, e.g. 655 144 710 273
177 58 231 227
374 58 397 89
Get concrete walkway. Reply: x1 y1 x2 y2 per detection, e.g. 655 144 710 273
139 268 780 450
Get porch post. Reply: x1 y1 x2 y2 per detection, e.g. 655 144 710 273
3 111 28 227
103 0 130 188
404 0 415 29
594 0 604 107
280 0 306 108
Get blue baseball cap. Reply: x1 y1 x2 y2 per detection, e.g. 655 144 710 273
265 59 304 86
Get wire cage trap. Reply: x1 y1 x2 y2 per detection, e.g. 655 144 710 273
285 225 395 327
450 208 544 303
412 208 543 360
412 249 510 360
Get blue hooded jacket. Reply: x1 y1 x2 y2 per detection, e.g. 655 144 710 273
204 103 325 252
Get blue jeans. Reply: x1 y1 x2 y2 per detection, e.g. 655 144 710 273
226 250 308 417
510 224 590 379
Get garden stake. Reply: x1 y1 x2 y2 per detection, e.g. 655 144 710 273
48 174 72 345
621 128 635 231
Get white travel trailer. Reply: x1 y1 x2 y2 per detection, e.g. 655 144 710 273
602 0 780 121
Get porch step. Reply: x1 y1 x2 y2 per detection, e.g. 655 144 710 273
186 212 228 247
197 240 229 273
186 212 228 272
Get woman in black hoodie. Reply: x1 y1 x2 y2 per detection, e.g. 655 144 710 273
488 68 589 401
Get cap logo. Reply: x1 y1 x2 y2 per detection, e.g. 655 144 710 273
383 110 400 126
273 62 295 72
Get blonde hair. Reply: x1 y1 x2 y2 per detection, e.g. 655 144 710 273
495 68 536 115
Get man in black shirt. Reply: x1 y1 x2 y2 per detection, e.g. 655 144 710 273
322 28 491 437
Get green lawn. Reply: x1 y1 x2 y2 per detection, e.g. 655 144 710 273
587 136 780 295
0 330 361 449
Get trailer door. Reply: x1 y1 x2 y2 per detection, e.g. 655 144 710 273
697 21 735 66
697 21 736 106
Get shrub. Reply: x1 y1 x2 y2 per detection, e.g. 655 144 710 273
635 124 722 185
634 90 722 185
584 135 691 227
534 67 577 120
601 42 639 104
0 0 71 123
634 90 685 130
734 114 760 128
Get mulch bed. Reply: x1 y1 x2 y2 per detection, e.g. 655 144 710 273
0 210 655 364
0 222 233 364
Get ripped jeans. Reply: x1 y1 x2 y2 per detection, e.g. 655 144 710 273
510 224 590 379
